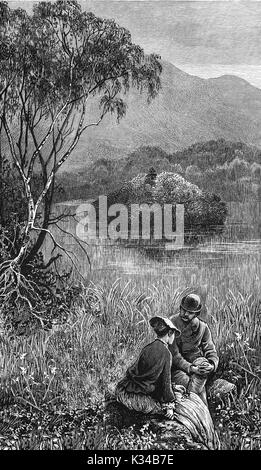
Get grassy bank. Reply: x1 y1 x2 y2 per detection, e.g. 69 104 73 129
0 270 260 449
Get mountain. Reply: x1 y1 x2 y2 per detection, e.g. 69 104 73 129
4 61 261 173
53 61 261 171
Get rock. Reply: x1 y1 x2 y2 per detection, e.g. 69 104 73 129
208 378 237 405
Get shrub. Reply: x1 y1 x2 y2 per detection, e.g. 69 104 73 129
93 170 227 244
251 162 261 180
185 164 202 180
171 163 183 174
228 157 250 180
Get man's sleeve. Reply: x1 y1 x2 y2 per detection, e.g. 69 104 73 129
169 341 192 376
201 325 219 371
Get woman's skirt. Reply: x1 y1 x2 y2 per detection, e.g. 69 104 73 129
115 381 163 415
115 381 220 450
172 386 220 450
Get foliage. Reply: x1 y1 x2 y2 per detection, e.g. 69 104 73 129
105 424 161 450
0 404 105 450
0 158 78 334
0 0 162 234
0 0 161 327
0 158 27 227
56 139 261 203
251 162 261 179
169 139 261 170
215 385 261 450
90 170 227 245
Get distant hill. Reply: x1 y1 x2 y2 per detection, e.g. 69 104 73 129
168 139 261 169
60 60 261 172
57 140 261 202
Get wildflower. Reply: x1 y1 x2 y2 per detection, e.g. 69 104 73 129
235 332 242 341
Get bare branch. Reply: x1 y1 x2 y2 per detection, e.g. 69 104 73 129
2 115 29 197
48 212 72 225
45 101 76 167
27 53 75 181
56 222 91 268
81 111 106 133
44 253 62 269
31 225 86 279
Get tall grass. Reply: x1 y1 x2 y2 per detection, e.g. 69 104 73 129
0 274 260 449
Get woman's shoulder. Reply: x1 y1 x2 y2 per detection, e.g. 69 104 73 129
143 339 170 355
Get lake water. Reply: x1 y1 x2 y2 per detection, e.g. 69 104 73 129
43 200 261 283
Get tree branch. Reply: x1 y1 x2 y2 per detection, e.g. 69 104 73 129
26 53 75 181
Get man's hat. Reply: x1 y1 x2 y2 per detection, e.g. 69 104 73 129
149 316 181 336
180 294 202 314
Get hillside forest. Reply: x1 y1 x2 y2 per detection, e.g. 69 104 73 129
56 139 261 203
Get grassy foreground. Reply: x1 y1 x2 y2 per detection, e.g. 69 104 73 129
0 263 260 450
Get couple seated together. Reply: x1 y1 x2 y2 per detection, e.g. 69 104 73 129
115 293 220 450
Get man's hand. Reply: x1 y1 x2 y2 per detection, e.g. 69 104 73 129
197 362 214 375
191 361 214 376
190 364 200 375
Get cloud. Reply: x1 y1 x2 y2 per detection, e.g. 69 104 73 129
9 1 261 67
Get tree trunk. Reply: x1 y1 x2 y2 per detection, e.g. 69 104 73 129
12 196 35 268
23 189 53 266
0 128 3 225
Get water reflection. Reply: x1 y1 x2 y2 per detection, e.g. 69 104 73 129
43 200 261 278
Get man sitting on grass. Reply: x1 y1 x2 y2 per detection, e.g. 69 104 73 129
169 293 219 406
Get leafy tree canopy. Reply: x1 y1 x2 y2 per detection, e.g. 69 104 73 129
0 0 161 125
0 0 162 256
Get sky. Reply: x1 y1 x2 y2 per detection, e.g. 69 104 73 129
8 0 261 88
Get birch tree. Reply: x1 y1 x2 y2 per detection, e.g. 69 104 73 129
0 0 161 317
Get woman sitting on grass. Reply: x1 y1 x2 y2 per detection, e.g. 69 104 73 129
115 316 179 419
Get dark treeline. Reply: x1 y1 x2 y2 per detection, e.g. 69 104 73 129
56 139 261 203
